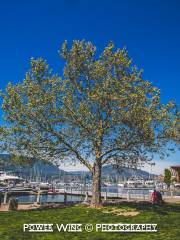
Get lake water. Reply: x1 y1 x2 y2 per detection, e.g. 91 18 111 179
13 187 151 203
101 186 150 195
7 187 179 203
13 194 84 203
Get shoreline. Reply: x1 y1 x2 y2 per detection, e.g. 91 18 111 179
1 197 180 212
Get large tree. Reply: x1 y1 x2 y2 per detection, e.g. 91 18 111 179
1 41 179 207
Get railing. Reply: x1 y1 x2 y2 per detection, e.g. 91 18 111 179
1 186 180 205
62 186 180 200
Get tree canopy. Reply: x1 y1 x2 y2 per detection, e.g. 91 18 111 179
0 40 179 206
164 168 172 187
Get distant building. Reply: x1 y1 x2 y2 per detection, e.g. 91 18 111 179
170 166 180 183
157 174 164 182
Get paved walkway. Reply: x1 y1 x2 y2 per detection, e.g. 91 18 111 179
0 203 39 211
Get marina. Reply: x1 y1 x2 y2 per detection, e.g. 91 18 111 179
0 171 180 205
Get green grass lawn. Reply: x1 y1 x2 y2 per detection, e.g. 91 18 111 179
0 202 180 240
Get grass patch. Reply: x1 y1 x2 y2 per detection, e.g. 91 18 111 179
0 202 180 240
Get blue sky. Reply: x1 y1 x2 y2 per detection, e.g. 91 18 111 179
0 0 179 173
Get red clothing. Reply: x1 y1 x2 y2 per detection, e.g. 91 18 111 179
151 191 158 202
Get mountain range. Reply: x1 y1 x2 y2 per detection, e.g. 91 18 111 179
0 154 155 179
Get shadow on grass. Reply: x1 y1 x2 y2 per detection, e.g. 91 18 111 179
109 201 180 215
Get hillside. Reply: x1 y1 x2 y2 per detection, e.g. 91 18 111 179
0 154 154 179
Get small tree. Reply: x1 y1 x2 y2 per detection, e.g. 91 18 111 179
164 169 172 187
1 40 179 207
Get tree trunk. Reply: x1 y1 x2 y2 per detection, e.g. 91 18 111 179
91 162 102 207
